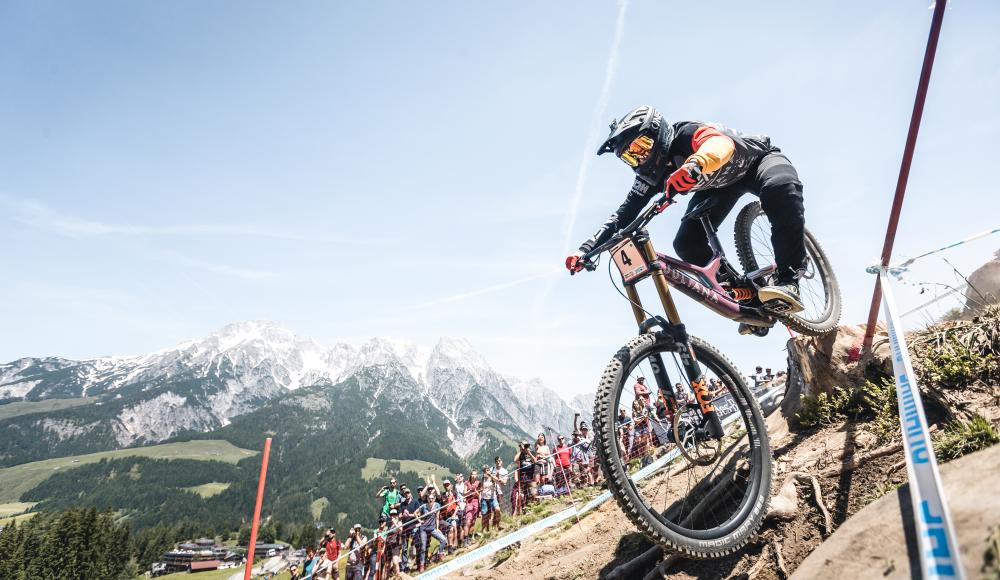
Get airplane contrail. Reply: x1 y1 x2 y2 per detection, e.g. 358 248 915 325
410 269 562 310
559 0 629 253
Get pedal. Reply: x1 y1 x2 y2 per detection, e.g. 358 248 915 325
763 299 794 314
738 323 770 337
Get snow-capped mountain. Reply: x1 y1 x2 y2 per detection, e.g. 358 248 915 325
0 321 588 464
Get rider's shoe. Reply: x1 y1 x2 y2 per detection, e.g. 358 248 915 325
758 282 804 313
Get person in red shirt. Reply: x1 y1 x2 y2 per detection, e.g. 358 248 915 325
553 435 573 493
323 528 341 580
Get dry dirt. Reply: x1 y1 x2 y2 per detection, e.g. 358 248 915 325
446 410 996 580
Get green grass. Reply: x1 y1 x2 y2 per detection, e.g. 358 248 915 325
934 415 1000 462
360 457 453 481
310 497 329 520
182 482 232 498
0 397 100 421
0 501 36 517
0 440 257 502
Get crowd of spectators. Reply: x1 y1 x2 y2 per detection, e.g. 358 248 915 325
294 365 784 579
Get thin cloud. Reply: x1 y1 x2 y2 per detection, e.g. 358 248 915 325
0 195 392 245
409 269 562 310
158 251 279 281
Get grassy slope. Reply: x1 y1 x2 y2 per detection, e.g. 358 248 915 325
360 457 454 481
182 482 232 498
0 440 257 503
0 397 99 421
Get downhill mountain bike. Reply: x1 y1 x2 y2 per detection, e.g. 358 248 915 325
576 194 840 557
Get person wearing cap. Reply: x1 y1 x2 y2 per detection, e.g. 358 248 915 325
453 474 467 547
325 529 341 580
569 430 592 487
344 524 367 580
461 470 481 545
398 487 420 572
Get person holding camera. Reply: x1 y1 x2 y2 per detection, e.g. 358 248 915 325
376 478 401 518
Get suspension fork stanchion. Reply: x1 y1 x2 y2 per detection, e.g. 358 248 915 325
625 282 676 410
638 234 725 440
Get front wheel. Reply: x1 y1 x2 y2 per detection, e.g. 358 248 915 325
592 333 772 558
734 201 842 335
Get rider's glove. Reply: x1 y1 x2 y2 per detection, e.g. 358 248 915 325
665 161 702 197
565 252 585 275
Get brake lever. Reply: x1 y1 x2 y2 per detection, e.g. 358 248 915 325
653 195 674 214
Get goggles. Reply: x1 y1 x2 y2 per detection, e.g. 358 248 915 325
619 135 654 167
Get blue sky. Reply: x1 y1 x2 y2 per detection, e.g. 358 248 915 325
2 1 998 399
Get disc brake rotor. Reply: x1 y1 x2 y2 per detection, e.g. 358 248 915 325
673 407 721 465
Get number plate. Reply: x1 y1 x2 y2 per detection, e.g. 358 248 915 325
611 239 649 282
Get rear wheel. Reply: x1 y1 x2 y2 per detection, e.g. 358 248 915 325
592 332 772 558
734 201 841 335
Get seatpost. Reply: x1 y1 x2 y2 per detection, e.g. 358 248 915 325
700 216 724 257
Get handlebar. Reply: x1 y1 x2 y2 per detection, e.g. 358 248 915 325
579 194 675 269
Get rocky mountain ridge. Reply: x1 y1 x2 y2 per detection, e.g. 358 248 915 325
0 321 589 463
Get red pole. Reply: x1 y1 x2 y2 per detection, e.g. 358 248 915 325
243 437 272 580
861 0 948 352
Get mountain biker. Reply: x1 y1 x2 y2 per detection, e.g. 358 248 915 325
565 105 807 314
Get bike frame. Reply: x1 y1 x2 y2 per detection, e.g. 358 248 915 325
615 214 776 440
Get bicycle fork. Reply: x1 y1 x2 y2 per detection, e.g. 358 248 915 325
625 232 725 440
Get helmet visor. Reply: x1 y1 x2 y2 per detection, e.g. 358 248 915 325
619 135 654 167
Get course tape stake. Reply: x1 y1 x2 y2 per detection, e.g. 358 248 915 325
881 270 965 579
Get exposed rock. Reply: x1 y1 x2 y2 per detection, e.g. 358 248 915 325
790 443 1000 579
964 249 1000 315
782 324 893 422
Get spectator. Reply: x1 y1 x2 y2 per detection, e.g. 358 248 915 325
462 470 480 546
752 366 766 392
369 519 386 580
569 431 592 486
386 510 403 579
573 417 600 484
322 529 340 580
290 563 301 580
398 488 420 573
511 441 538 515
631 397 651 464
453 474 467 548
633 377 652 407
553 435 572 493
533 433 551 486
485 457 508 531
616 408 632 460
345 524 367 580
439 480 458 555
376 478 401 518
301 546 318 580
417 489 447 572
479 465 499 533
764 368 774 385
